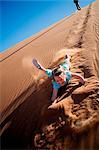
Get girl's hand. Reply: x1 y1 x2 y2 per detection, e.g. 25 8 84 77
32 59 42 70
32 59 46 72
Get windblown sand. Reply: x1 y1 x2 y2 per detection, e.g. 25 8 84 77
1 1 99 149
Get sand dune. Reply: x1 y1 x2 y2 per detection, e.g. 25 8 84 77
1 1 99 149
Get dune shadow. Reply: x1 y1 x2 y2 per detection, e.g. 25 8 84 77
1 79 52 149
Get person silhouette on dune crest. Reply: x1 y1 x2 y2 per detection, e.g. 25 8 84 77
33 54 85 104
73 0 81 10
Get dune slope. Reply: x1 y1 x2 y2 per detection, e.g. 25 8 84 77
1 1 99 149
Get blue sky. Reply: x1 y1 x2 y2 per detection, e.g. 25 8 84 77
0 0 95 52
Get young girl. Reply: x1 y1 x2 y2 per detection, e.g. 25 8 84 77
33 54 85 103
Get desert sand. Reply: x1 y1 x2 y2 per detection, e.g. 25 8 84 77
1 0 99 149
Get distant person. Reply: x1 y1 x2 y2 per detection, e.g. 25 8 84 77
74 0 81 10
32 54 85 104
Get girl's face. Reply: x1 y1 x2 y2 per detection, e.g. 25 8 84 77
54 74 66 85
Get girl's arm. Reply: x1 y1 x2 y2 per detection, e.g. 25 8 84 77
51 88 58 102
71 72 85 84
33 59 53 77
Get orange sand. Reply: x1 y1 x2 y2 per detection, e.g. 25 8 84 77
1 1 99 149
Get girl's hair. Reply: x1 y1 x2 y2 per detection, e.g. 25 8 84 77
52 67 62 77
